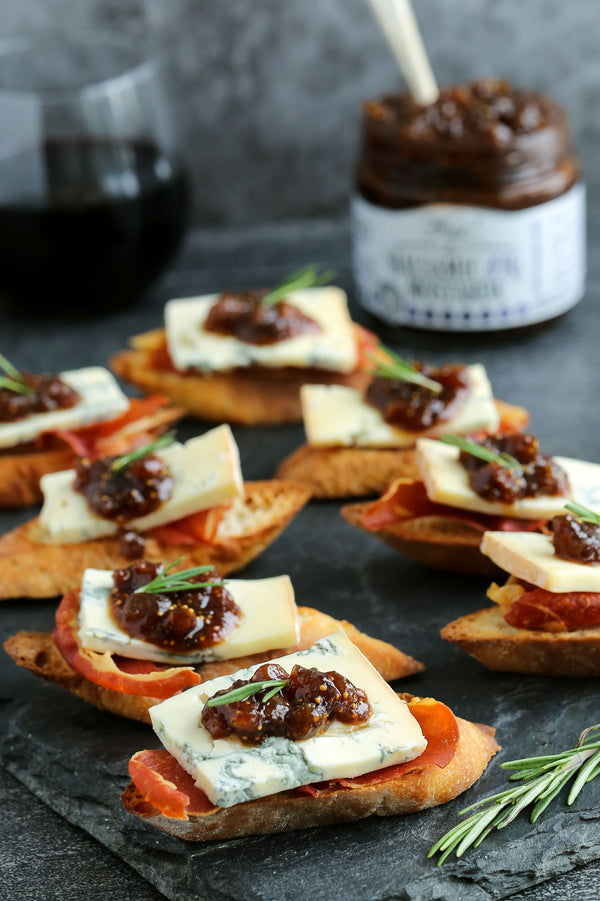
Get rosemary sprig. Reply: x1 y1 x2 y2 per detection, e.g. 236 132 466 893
564 501 600 527
368 344 442 394
133 558 225 594
260 265 335 306
439 434 521 471
109 431 175 472
429 724 600 865
205 678 288 707
0 353 33 395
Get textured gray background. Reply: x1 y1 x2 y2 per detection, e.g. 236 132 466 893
2 0 598 225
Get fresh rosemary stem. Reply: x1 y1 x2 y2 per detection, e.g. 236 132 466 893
429 726 600 865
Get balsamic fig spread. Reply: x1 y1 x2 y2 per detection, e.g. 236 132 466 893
459 433 569 503
108 561 240 651
366 363 469 430
552 514 600 565
0 373 80 423
201 661 371 744
73 453 173 521
203 290 322 345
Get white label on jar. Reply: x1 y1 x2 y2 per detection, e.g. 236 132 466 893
351 184 586 330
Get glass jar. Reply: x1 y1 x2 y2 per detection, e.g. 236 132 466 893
352 79 585 331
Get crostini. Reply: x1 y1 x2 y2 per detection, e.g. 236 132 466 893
110 267 377 425
4 565 423 722
121 631 499 840
342 434 600 575
0 425 310 599
276 347 528 498
0 355 179 507
442 506 600 676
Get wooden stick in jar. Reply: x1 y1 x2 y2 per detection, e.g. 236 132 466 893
366 0 439 105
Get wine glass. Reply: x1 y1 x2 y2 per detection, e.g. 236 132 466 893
0 35 191 315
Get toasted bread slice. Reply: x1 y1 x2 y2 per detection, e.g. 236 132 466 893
441 606 600 676
0 480 310 600
0 402 181 508
120 708 499 840
110 328 371 425
341 503 500 576
3 607 424 723
275 399 530 499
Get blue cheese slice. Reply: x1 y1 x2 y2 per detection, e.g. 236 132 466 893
481 531 600 593
149 631 426 808
78 569 298 664
38 425 243 544
416 438 600 520
164 287 358 374
0 366 129 450
301 364 499 448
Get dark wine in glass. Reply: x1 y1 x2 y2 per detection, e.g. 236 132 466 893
0 38 191 314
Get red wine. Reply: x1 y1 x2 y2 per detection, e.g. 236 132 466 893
0 138 190 314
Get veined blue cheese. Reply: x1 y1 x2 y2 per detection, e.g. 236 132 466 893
150 631 426 808
301 364 499 448
164 287 358 374
78 569 299 664
481 531 600 593
417 438 600 520
0 366 129 450
38 425 243 544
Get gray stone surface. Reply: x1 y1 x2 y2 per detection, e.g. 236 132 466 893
2 220 600 899
0 0 598 225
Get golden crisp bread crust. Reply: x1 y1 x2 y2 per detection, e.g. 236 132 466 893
0 480 310 600
110 328 370 425
442 606 600 677
120 714 499 841
4 607 424 723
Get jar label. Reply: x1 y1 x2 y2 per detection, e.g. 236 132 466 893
351 184 586 330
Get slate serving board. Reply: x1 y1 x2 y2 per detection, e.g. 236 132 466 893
1 222 600 901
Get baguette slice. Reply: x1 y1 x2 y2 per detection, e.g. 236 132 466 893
3 608 424 724
0 480 310 600
0 401 181 508
120 698 499 841
441 606 600 677
110 327 371 425
341 502 501 576
276 399 530 499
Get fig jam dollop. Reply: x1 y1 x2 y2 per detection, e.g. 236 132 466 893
108 560 240 651
73 452 173 521
459 433 569 503
0 372 80 423
201 661 371 744
203 290 322 345
552 514 600 565
365 363 469 431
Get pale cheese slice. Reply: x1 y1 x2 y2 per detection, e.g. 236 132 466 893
0 366 129 450
150 631 426 808
38 425 243 544
301 363 499 448
481 531 600 593
416 438 600 520
164 287 358 374
78 569 299 664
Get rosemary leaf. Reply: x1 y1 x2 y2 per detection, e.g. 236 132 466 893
205 679 288 707
134 561 223 595
564 501 600 527
439 434 522 471
261 265 335 306
110 431 175 472
0 375 33 395
368 345 442 394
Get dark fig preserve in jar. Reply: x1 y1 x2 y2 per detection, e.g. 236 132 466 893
352 79 585 331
